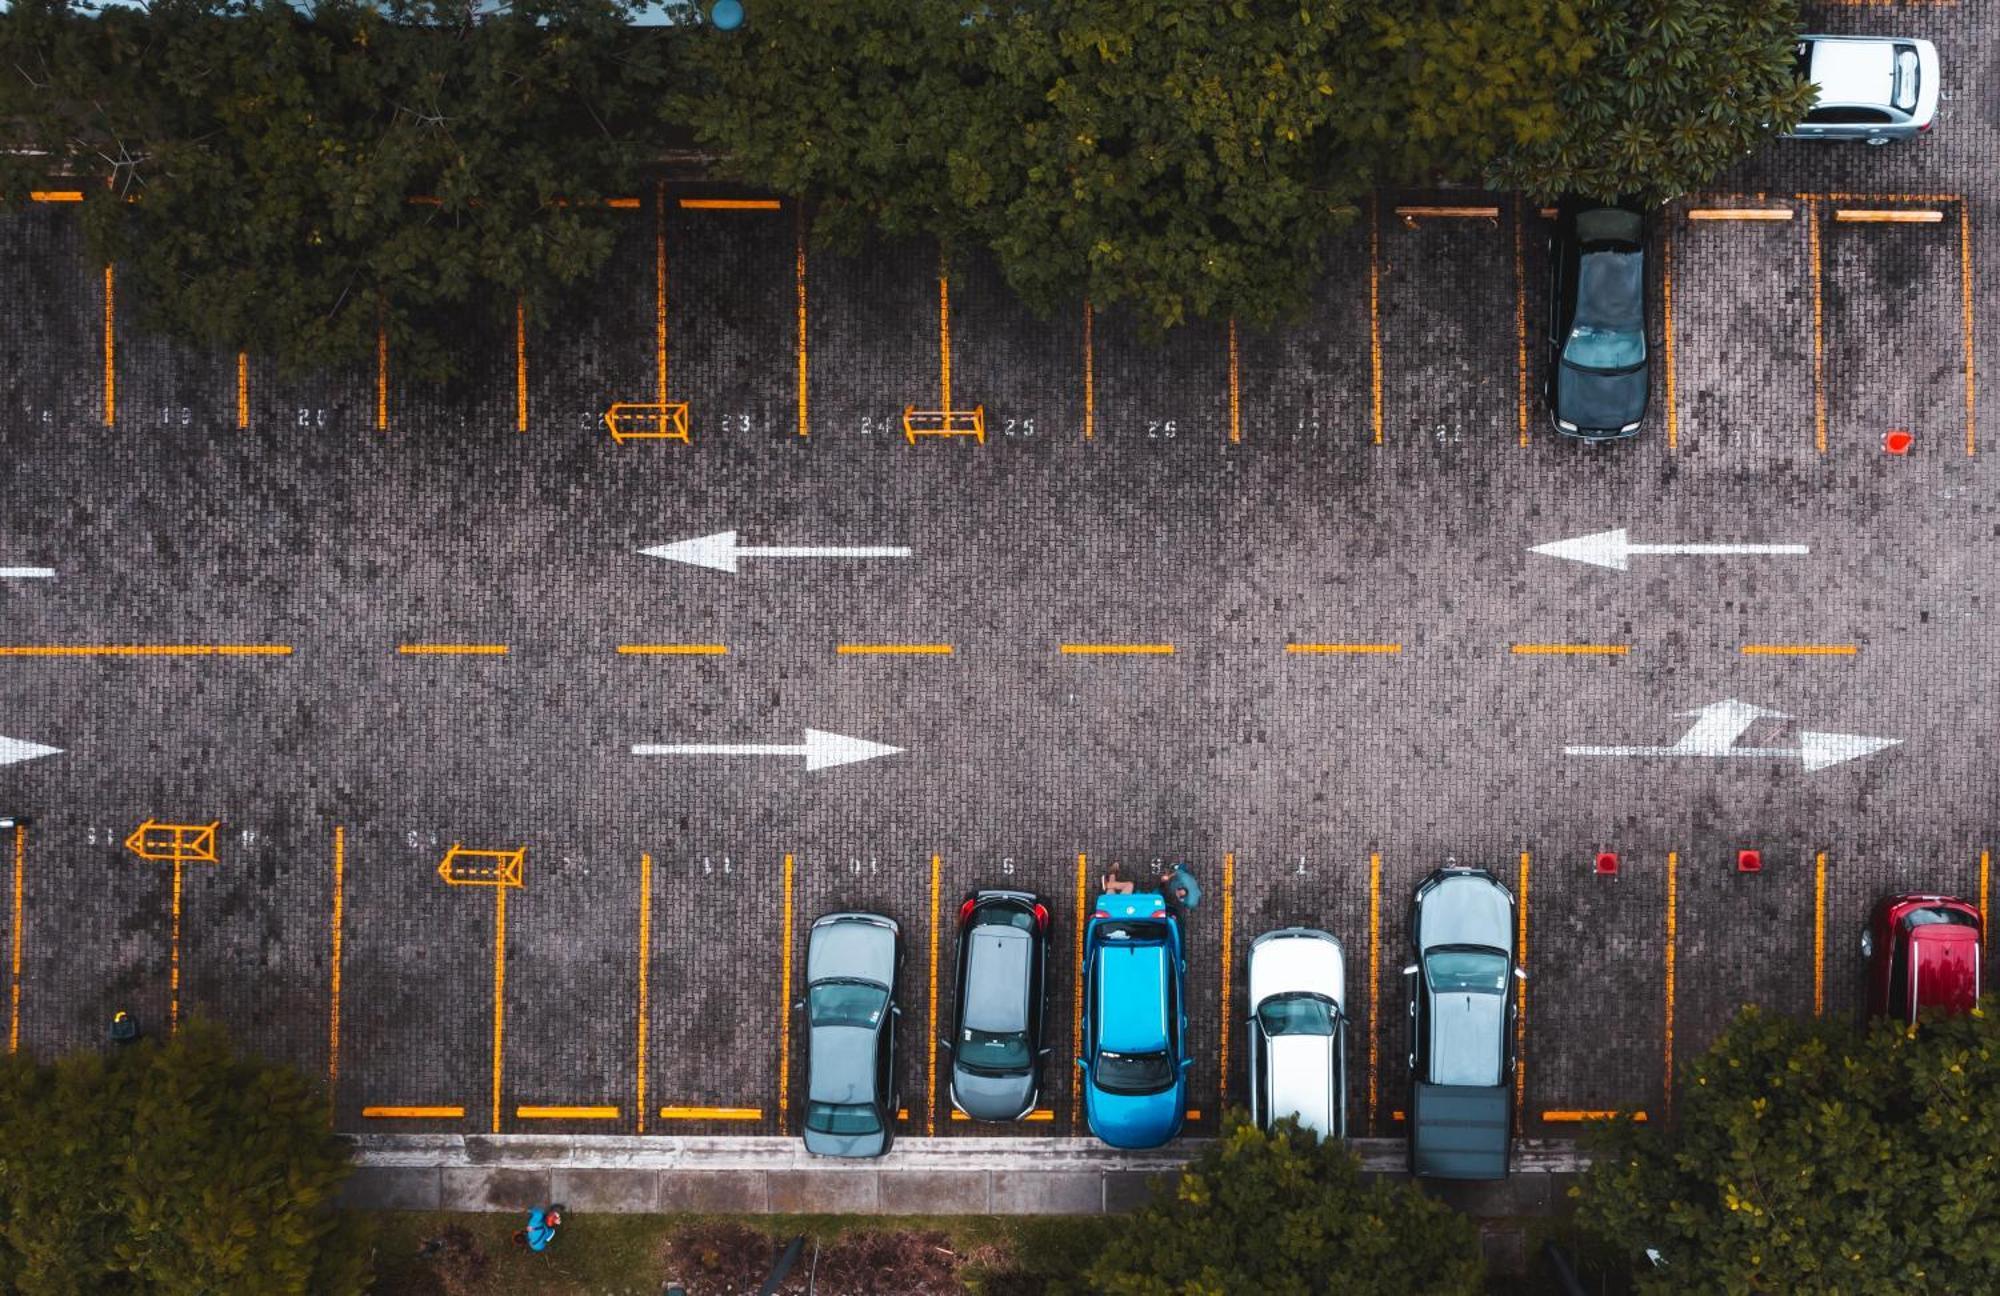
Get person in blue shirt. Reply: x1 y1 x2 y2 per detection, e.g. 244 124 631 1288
515 1204 563 1252
1158 863 1202 918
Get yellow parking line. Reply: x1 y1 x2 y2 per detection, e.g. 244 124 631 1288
375 311 389 432
1740 644 1857 657
679 198 783 210
1368 197 1383 446
516 1105 619 1120
658 1105 763 1120
655 181 668 408
1286 643 1401 655
102 264 114 426
9 824 24 1053
927 853 941 1136
236 352 249 429
363 1105 464 1119
795 207 809 437
514 296 528 433
1072 853 1086 1131
1514 851 1529 1137
837 644 953 656
398 644 509 656
636 853 651 1133
490 887 507 1133
169 858 182 1034
952 1108 1055 1122
1184 1108 1202 1121
1218 853 1235 1111
1664 851 1677 1118
1060 643 1174 656
1394 205 1499 221
1814 851 1827 1016
617 644 728 655
1082 300 1095 440
1543 1109 1647 1122
1367 852 1380 1133
329 828 343 1093
30 190 83 202
1835 209 1943 224
1981 850 1991 951
777 853 794 1133
0 644 294 657
1687 208 1792 221
1511 644 1628 656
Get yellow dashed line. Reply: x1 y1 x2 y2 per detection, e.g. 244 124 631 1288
363 1105 464 1119
1835 209 1943 224
680 198 783 210
618 644 729 655
1286 643 1402 655
952 1108 1055 1122
516 1105 620 1120
1543 1109 1647 1122
1060 643 1174 656
837 644 953 656
0 644 295 657
1687 208 1792 221
398 644 509 656
658 1105 763 1121
1741 644 1858 657
1814 851 1827 1016
1511 644 1628 656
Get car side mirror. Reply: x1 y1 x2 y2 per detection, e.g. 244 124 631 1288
1513 967 1528 982
1074 1057 1087 1070
937 1037 953 1053
1039 1047 1053 1058
1180 1057 1193 1071
1401 964 1418 977
891 1004 902 1016
792 1000 804 1012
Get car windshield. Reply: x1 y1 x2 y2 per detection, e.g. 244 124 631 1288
805 1101 881 1136
1905 907 1979 931
1257 992 1337 1037
808 981 889 1028
958 1026 1032 1071
1563 250 1645 372
1425 948 1508 994
1096 1049 1174 1095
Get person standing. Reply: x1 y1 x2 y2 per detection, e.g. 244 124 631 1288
1158 863 1201 920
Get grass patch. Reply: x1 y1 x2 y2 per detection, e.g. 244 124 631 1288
364 1211 1110 1295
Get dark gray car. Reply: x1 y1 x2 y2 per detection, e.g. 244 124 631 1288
943 889 1051 1121
1404 867 1525 1179
799 911 902 1158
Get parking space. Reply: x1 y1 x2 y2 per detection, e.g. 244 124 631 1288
658 194 801 444
1232 229 1376 449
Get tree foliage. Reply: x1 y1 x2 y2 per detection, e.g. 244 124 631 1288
0 1021 368 1295
1488 0 1813 202
1575 1003 2000 1293
1076 1112 1483 1295
0 0 676 380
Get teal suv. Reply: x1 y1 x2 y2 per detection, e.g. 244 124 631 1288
1077 892 1190 1148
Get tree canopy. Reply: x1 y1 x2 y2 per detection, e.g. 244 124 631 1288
1574 1003 2000 1293
0 1021 368 1295
1077 1112 1483 1295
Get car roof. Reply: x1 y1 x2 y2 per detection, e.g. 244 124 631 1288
807 1025 879 1104
1428 991 1505 1086
1096 942 1169 1053
1266 1035 1335 1134
963 926 1031 1033
1808 37 1897 106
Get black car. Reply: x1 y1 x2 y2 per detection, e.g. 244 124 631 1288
1545 198 1649 440
941 889 1051 1121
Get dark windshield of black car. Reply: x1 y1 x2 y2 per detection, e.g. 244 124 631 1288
1096 1050 1174 1095
1564 251 1645 371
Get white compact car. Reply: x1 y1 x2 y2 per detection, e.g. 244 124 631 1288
1785 36 1940 144
1245 927 1347 1140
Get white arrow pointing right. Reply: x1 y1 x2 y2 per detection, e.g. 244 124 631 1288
0 736 62 767
632 727 903 772
0 568 54 580
1531 528 1810 572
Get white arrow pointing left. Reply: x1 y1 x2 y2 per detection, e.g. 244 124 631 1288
0 568 54 580
1531 528 1809 572
0 737 62 767
641 530 911 575
632 728 903 772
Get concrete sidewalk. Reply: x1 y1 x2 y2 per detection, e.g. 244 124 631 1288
341 1134 1589 1219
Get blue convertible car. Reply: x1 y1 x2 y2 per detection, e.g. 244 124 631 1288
1078 892 1190 1148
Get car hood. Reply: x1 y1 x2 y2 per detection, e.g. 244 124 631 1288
1085 1077 1185 1149
808 1024 878 1104
1416 874 1514 955
808 916 896 987
802 1125 887 1159
952 1064 1037 1122
1249 930 1344 1012
1555 361 1647 435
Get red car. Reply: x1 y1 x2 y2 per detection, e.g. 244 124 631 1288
1861 894 1982 1023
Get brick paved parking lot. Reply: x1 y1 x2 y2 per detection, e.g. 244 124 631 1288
0 1 1992 1168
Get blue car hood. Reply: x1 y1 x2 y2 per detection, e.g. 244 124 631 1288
1084 1077 1185 1149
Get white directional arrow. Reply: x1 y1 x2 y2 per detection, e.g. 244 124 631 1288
632 728 903 772
1565 698 1898 773
640 530 911 575
1531 528 1810 573
0 568 53 579
0 736 62 767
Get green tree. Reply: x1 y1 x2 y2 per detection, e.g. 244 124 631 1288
1575 1003 2000 1292
0 1020 368 1295
975 0 1370 334
1078 1112 1482 1295
1486 0 1814 203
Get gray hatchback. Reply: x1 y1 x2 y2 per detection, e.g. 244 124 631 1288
942 889 1051 1122
799 911 902 1158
